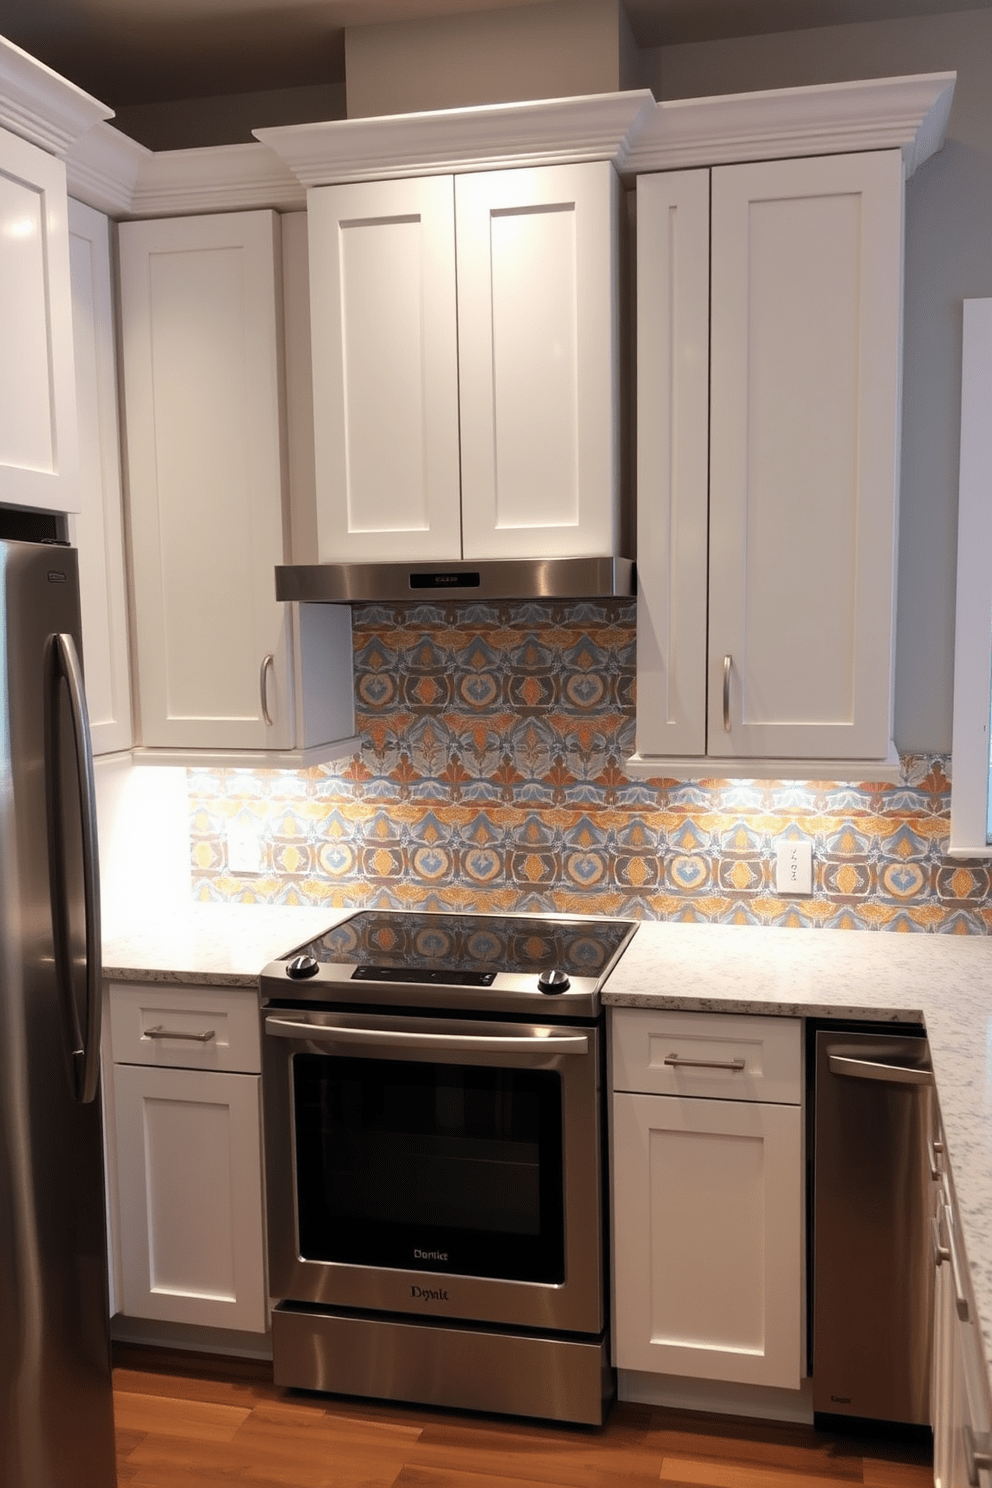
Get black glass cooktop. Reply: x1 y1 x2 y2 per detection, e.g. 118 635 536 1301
289 911 633 982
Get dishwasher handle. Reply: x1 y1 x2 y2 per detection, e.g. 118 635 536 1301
828 1053 933 1086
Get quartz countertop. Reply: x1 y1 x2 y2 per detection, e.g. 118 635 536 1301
602 919 992 1404
102 902 350 987
102 906 992 1409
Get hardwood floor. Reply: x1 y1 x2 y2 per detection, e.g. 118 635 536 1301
111 1347 934 1488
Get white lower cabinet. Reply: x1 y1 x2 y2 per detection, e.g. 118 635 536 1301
932 1146 992 1488
611 1010 803 1391
108 983 267 1334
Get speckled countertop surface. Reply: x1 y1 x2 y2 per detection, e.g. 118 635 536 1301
103 909 992 1408
102 903 351 987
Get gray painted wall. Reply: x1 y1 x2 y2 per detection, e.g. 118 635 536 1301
639 6 992 754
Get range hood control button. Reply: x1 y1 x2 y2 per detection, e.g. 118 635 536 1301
537 967 570 995
286 954 319 980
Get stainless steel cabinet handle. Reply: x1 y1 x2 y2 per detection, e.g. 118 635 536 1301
264 1015 588 1056
144 1025 217 1043
44 632 102 1106
722 654 732 732
664 1054 746 1072
932 1204 970 1321
827 1053 933 1086
928 1137 945 1180
260 653 275 727
964 1425 992 1487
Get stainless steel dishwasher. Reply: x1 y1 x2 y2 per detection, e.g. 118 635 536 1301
812 1026 934 1430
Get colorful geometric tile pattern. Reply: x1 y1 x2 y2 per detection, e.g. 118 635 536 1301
188 600 988 932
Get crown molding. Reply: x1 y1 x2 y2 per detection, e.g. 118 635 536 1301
620 72 956 179
66 123 149 215
254 90 657 185
125 142 305 216
61 71 955 221
0 35 113 155
65 132 306 217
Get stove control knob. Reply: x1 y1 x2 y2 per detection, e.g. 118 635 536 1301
286 954 320 980
537 967 570 995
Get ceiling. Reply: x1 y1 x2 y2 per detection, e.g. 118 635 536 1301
1 0 984 110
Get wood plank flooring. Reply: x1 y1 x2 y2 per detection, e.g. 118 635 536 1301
111 1347 934 1488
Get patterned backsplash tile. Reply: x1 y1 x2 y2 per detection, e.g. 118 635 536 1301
188 600 988 932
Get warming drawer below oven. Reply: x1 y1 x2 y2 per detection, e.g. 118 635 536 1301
271 1303 612 1425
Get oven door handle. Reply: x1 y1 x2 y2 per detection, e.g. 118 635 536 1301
263 1015 589 1056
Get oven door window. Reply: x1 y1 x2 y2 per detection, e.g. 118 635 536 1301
292 1054 565 1283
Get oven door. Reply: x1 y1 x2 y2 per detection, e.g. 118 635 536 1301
261 1008 604 1335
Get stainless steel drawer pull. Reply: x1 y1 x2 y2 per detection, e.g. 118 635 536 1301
828 1053 932 1086
965 1425 992 1487
663 1054 746 1072
144 1025 217 1042
260 653 275 727
931 1206 970 1321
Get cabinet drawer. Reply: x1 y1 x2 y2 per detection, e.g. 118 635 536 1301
611 1009 801 1105
109 983 260 1073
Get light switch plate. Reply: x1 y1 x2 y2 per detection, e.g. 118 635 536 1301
775 839 812 895
227 814 263 874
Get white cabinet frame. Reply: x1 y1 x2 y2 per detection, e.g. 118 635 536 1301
68 197 133 755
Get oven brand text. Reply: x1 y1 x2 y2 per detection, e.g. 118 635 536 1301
414 1249 448 1262
411 1285 449 1302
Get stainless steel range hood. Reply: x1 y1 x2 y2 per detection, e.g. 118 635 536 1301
275 556 634 604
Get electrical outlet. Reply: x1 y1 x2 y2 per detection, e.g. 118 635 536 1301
775 839 812 895
227 814 263 874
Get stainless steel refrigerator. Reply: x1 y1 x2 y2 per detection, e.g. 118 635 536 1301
0 533 117 1486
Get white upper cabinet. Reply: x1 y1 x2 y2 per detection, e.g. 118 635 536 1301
455 164 620 560
632 168 710 759
307 174 462 563
68 197 133 756
0 127 79 513
118 209 357 766
632 149 905 777
306 161 621 564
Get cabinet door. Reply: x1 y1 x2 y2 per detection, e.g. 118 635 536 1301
708 150 903 762
307 175 462 563
113 1063 266 1333
933 1192 992 1488
119 210 294 750
612 1090 802 1389
68 198 133 756
456 161 620 560
634 169 710 758
0 127 78 512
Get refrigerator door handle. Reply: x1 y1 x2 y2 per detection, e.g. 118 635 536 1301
44 631 103 1105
